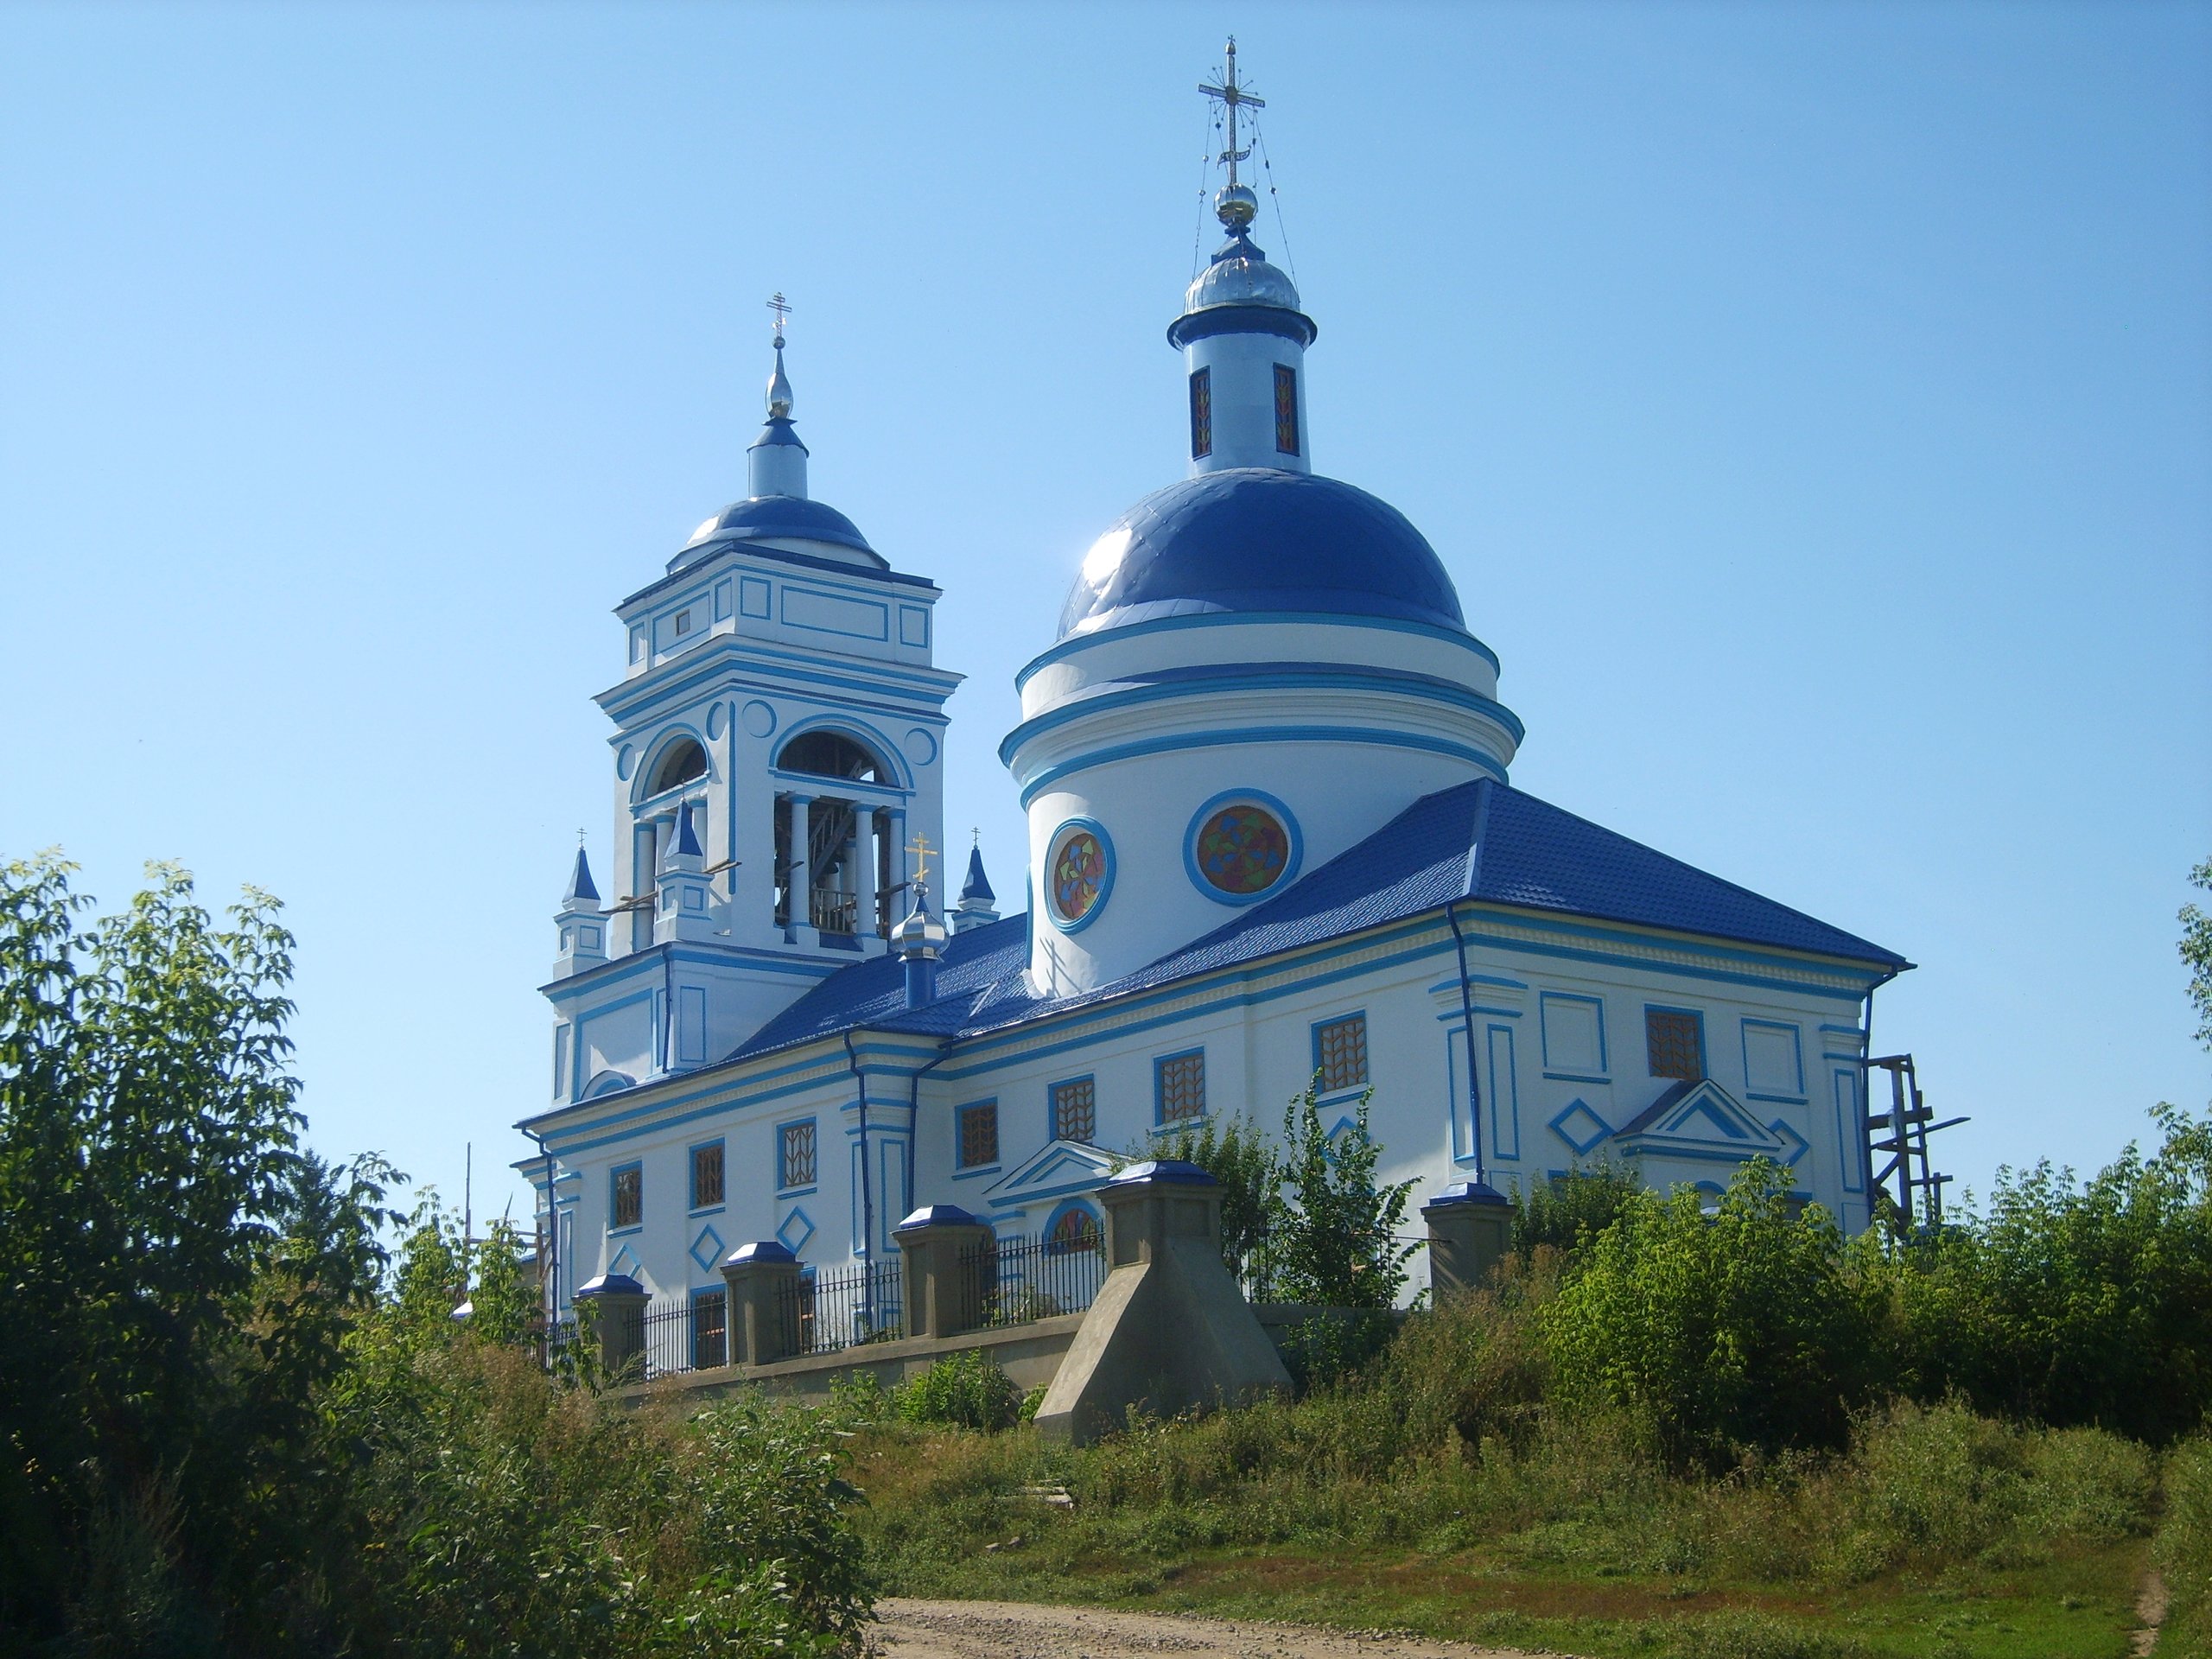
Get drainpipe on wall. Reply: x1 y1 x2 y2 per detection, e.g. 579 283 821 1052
520 1126 560 1356
842 1029 877 1331
1446 901 1488 1184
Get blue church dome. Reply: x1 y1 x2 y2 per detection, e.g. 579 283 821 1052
672 493 876 572
1058 469 1466 640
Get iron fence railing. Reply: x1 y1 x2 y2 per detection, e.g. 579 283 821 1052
629 1291 727 1379
778 1259 904 1357
962 1231 1106 1328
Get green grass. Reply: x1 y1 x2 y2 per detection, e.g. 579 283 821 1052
846 1397 2162 1659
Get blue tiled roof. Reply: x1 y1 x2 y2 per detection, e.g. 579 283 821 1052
728 780 1908 1064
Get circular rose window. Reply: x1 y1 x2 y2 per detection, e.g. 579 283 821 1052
1187 793 1299 903
1046 819 1113 931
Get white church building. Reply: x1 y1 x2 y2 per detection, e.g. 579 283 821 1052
517 57 1910 1327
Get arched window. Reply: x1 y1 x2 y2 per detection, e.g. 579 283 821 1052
647 737 708 796
1046 1205 1102 1256
776 729 883 784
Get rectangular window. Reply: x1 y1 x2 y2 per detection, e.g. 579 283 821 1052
1189 367 1212 459
1313 1013 1370 1093
1646 1008 1706 1080
690 1141 724 1211
1274 363 1300 454
958 1101 1000 1169
1051 1077 1096 1144
673 609 692 636
691 1288 727 1368
1155 1050 1206 1124
779 1120 817 1191
609 1162 642 1231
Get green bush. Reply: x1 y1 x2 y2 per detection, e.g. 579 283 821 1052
1541 1159 1879 1465
1514 1160 1643 1260
1268 1084 1417 1308
893 1350 1024 1431
1867 1102 2212 1444
2159 1436 2212 1659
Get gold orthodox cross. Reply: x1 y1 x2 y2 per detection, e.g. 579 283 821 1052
766 290 791 346
906 832 935 888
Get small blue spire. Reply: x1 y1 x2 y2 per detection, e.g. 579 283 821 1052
959 845 995 905
564 846 600 906
673 801 703 860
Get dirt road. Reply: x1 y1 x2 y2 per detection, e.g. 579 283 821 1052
873 1598 1544 1659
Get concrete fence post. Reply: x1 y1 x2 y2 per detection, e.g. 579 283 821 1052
1421 1179 1514 1300
720 1241 803 1367
893 1204 995 1339
573 1273 648 1376
1033 1160 1290 1446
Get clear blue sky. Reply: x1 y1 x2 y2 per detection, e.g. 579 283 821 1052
3 3 2206 1227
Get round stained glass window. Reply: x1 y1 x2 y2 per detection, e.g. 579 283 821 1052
1046 820 1113 930
1186 792 1300 904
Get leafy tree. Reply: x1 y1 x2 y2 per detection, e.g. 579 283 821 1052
1268 1084 1418 1308
0 855 366 1645
2183 856 2212 1049
1145 1110 1281 1276
1514 1160 1643 1260
1871 1102 2212 1443
1542 1158 1878 1465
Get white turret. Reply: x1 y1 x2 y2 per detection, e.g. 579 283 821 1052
1173 40 1314 476
552 845 607 978
653 802 716 946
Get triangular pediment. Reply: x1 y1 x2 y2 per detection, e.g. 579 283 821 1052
1611 1079 1786 1159
984 1138 1118 1209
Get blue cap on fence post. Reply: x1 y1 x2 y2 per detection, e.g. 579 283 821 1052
723 1240 798 1268
575 1272 646 1298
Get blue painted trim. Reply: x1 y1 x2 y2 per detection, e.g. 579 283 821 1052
1015 608 1503 690
1182 788 1304 906
956 1099 1000 1172
1000 669 1524 766
1152 1046 1208 1127
950 1162 1001 1181
601 649 959 734
1487 1021 1522 1163
1167 301 1316 347
1042 817 1115 934
1547 1099 1614 1157
1538 991 1609 1078
1457 927 1872 1002
1017 725 1508 810
1740 1017 1807 1100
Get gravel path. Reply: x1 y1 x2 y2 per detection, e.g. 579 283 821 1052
872 1598 1546 1659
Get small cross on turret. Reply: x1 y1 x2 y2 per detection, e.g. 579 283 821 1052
766 290 791 347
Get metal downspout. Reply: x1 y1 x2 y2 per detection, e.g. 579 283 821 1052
1446 903 1487 1184
842 1029 875 1329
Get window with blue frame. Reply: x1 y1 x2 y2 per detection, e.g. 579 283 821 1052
609 1162 642 1231
1051 1077 1096 1143
1313 1014 1369 1094
1154 1050 1205 1124
779 1120 817 1192
690 1140 725 1211
958 1101 1000 1169
1645 1007 1705 1081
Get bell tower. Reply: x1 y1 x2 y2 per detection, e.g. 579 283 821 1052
543 299 963 1106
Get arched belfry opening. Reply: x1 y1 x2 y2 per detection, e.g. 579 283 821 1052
775 729 884 785
772 730 899 946
646 736 709 796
